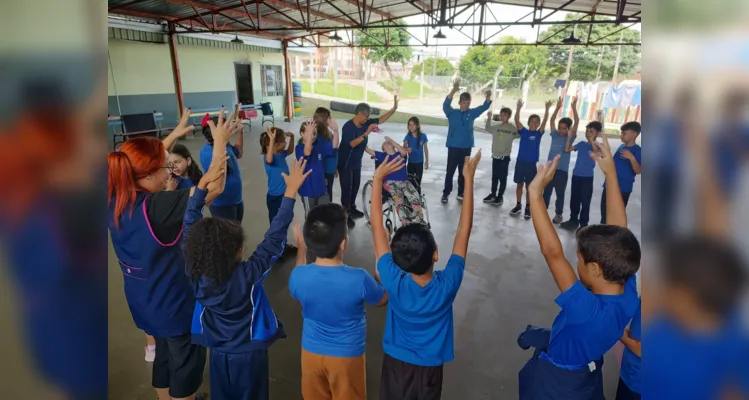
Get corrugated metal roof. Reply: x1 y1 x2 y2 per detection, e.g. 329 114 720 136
108 0 641 42
108 27 167 43
175 35 281 52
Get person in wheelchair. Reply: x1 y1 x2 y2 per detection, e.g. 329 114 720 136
365 137 425 226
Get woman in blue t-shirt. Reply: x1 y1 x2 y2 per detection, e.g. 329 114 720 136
199 113 245 222
402 116 429 190
312 107 340 202
365 137 425 226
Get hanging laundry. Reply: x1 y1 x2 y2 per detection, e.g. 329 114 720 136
602 86 623 108
632 84 642 106
584 82 597 103
554 79 567 88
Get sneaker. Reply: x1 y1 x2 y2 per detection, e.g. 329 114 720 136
144 345 155 363
483 194 496 203
524 206 531 220
559 220 579 231
552 214 563 224
491 196 504 206
347 215 355 229
456 194 464 201
350 208 365 219
441 196 448 204
510 203 522 215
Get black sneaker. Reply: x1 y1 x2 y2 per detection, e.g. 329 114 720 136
350 208 365 219
492 196 503 206
552 214 563 224
347 215 356 229
510 203 522 215
441 196 448 204
524 206 531 220
559 220 579 231
483 194 496 203
456 194 464 201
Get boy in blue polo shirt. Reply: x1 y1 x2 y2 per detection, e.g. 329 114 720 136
296 121 333 215
600 121 642 224
289 203 387 400
511 99 552 220
544 96 580 224
560 121 601 231
518 135 640 400
371 152 482 399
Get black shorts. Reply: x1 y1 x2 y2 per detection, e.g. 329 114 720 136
152 334 207 398
514 160 538 184
380 353 443 400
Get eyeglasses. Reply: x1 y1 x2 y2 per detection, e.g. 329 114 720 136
159 162 177 173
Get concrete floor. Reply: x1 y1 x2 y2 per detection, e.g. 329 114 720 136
108 119 641 400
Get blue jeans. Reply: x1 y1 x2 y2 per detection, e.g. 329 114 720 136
443 147 472 197
210 202 244 223
266 194 283 224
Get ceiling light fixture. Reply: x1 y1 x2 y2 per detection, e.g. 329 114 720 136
433 29 446 39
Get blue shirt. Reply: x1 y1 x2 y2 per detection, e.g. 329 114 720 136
296 140 333 198
185 188 290 352
319 136 339 175
199 144 243 206
547 131 573 171
289 264 384 357
443 98 491 148
546 276 639 367
644 315 749 399
375 151 408 181
339 118 379 170
619 301 641 394
176 175 195 190
403 133 429 164
264 151 289 197
377 253 466 367
604 144 642 193
572 141 596 178
517 127 544 163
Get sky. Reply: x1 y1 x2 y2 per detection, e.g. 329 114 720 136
402 4 641 59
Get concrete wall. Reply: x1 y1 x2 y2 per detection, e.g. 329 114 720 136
107 39 289 126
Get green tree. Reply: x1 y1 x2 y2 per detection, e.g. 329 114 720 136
410 57 455 79
356 22 413 94
458 36 548 89
538 14 641 81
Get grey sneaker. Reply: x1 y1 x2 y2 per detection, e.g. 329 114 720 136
491 196 503 206
456 194 464 201
552 214 563 224
524 206 531 220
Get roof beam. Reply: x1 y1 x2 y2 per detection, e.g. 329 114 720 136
163 0 300 29
262 0 350 25
340 0 394 20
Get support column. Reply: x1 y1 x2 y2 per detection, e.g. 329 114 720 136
167 23 184 112
283 40 294 121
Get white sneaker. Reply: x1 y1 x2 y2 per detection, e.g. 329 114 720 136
144 346 156 362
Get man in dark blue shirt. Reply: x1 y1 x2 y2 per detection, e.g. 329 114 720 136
338 98 398 228
441 79 492 204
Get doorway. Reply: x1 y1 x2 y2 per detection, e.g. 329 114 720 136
235 63 254 105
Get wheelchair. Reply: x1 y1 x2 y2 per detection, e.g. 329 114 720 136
361 161 430 236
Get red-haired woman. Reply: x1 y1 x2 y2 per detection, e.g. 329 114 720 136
107 109 240 400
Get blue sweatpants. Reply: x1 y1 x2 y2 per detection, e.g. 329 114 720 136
209 349 269 400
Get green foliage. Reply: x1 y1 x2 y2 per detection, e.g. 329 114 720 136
378 79 437 99
410 57 455 79
459 37 548 88
300 80 383 102
356 22 413 64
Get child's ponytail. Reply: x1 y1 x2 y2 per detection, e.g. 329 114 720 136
260 132 270 154
186 160 203 186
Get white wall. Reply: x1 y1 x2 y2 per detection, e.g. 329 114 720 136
107 40 175 96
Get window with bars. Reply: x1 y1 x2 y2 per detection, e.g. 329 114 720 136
260 65 284 97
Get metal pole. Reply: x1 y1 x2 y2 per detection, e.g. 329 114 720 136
283 40 294 121
107 48 122 116
491 65 504 113
167 25 185 113
595 47 604 81
364 58 369 102
309 54 315 94
420 54 425 107
612 31 624 82
332 38 338 92
559 25 575 97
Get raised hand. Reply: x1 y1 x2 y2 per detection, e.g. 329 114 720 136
462 149 482 180
485 89 493 100
556 96 563 109
373 155 405 182
452 78 461 91
571 95 578 108
517 99 524 109
529 155 560 195
327 116 338 132
165 175 178 191
590 134 616 176
172 108 195 138
207 104 241 144
283 157 313 195
204 153 230 183
302 121 317 143
545 100 554 110
365 123 379 136
487 110 493 118
267 125 276 143
393 95 399 109
293 222 306 253
384 136 395 144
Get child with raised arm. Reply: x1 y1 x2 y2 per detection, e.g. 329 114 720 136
261 126 295 223
511 99 552 220
296 121 334 214
484 107 520 206
600 121 642 224
560 121 601 231
183 158 312 400
517 135 640 399
403 116 429 191
543 96 580 224
365 137 425 226
288 203 387 400
372 151 482 400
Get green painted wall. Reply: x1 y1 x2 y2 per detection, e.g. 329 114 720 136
108 40 175 96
